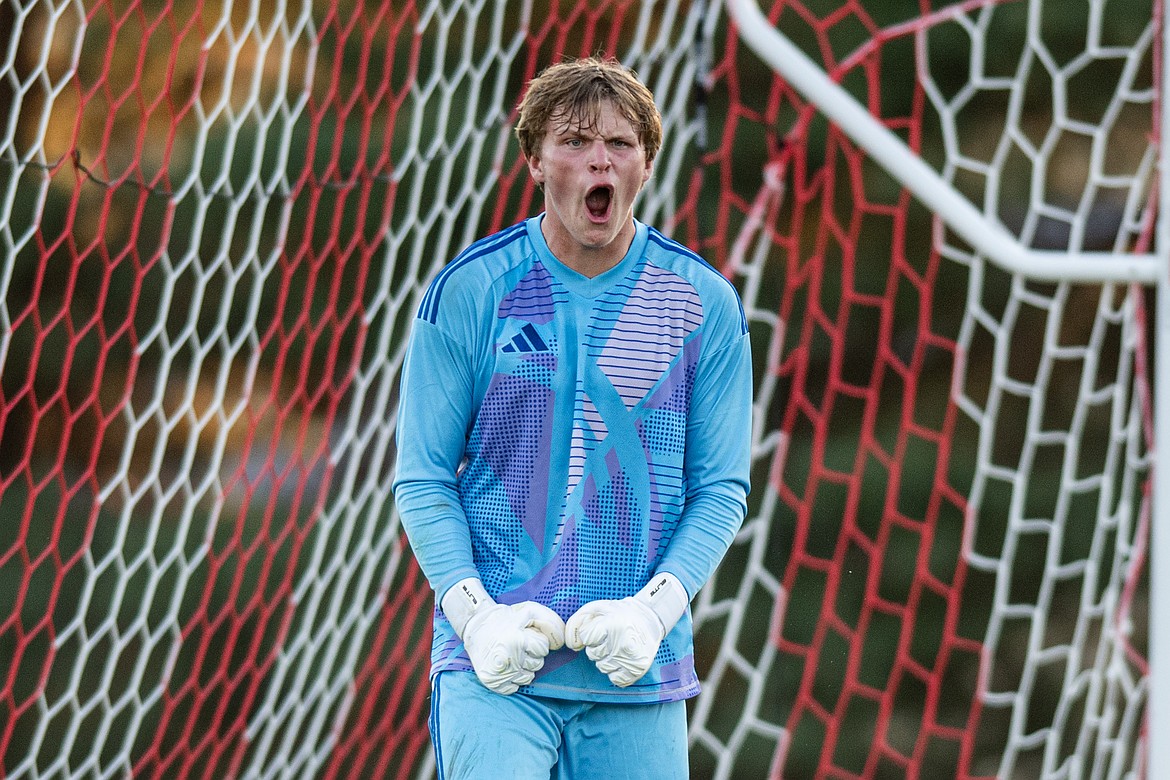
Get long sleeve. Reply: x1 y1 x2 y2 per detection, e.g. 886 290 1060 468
658 329 753 598
392 318 480 603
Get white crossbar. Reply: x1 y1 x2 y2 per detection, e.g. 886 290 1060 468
724 0 1160 285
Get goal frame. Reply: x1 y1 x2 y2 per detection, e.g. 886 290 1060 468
724 0 1170 774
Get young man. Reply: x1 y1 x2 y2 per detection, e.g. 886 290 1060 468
393 57 752 778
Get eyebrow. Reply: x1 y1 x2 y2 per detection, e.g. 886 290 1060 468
550 122 638 143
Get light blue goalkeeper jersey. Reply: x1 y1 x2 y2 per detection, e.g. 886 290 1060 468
393 216 752 704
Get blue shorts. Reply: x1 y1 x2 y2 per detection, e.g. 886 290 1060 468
430 671 690 779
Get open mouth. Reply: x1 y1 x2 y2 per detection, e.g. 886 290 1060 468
585 186 613 221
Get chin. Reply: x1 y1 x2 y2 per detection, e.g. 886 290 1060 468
584 217 623 238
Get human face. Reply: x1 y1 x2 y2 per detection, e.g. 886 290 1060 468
526 100 653 276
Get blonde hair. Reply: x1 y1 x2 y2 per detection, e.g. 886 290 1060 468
515 57 663 163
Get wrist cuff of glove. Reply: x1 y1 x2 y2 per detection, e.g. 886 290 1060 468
441 577 494 638
635 572 689 638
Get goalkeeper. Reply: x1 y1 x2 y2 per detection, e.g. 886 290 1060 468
393 56 752 778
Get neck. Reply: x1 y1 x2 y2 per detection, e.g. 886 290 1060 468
542 219 636 279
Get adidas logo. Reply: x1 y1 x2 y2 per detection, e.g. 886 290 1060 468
500 323 551 353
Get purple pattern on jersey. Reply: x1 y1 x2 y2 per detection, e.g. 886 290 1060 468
588 449 632 547
564 385 604 509
649 656 700 695
431 630 470 674
505 514 580 615
644 334 702 413
639 335 701 560
471 365 553 553
574 454 646 600
497 261 562 324
595 264 703 409
638 424 671 564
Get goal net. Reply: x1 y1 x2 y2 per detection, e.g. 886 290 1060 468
0 0 1158 778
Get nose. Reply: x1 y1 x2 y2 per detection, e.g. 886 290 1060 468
587 141 610 171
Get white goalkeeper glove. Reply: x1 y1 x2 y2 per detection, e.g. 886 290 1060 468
565 572 689 688
441 577 566 695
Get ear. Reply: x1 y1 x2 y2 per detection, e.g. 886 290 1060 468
641 157 653 186
527 154 545 186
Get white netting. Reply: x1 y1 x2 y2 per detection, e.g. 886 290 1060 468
0 0 1158 778
932 4 1154 774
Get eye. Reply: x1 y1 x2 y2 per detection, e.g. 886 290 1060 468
566 138 584 148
